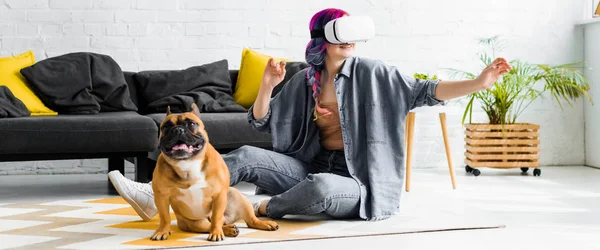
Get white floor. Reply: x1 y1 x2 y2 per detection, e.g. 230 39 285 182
1 166 599 250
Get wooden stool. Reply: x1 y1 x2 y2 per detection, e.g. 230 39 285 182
404 112 456 191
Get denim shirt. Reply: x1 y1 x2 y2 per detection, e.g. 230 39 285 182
247 56 446 221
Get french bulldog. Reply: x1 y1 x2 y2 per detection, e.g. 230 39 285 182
151 104 278 241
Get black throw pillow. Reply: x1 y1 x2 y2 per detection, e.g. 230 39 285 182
20 52 138 114
135 59 246 114
0 86 30 118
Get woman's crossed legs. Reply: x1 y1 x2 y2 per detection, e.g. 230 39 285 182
108 145 360 221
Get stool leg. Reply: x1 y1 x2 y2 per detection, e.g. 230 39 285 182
405 112 415 192
439 113 456 189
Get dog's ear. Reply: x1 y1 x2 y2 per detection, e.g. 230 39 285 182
166 105 172 116
191 103 201 118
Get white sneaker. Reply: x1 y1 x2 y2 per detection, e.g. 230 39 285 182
108 170 157 221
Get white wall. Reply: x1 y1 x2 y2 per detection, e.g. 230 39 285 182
0 0 589 174
583 21 600 168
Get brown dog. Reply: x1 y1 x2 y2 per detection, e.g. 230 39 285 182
150 104 279 241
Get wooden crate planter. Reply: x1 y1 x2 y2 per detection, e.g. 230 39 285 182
464 123 541 176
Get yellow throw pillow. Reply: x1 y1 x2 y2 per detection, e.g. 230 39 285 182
233 48 290 109
0 51 57 116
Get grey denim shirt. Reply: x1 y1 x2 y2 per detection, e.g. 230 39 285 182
247 56 446 221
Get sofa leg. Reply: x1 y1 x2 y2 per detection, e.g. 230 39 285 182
147 159 156 181
108 157 124 195
135 155 154 183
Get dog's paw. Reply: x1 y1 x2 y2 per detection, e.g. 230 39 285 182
223 224 239 237
263 220 279 231
207 228 225 242
150 229 171 241
252 219 279 231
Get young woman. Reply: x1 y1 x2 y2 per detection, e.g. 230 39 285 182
109 8 510 222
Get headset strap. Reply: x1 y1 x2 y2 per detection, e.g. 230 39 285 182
310 29 325 39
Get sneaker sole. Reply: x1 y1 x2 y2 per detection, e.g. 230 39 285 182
108 171 154 222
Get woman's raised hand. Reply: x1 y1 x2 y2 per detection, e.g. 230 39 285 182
262 58 287 89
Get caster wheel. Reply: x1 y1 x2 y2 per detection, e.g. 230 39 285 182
465 165 473 173
472 169 481 176
533 168 541 176
520 167 529 173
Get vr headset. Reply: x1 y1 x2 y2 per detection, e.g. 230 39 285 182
310 16 375 44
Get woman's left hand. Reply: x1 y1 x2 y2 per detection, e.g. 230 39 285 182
476 57 511 90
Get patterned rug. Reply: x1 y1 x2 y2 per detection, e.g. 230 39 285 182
0 190 505 250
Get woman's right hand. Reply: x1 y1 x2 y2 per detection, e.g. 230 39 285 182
252 58 286 120
262 58 287 90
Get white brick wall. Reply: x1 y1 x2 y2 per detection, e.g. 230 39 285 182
0 0 590 175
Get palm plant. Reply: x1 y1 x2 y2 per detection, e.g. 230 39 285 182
447 36 592 125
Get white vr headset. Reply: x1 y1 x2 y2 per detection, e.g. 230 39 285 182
310 16 375 44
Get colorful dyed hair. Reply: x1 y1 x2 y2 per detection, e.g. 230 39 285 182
305 8 349 118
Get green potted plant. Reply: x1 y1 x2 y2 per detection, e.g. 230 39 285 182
414 72 438 81
447 36 592 177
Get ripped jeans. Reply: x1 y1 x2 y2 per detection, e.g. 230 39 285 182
223 145 361 219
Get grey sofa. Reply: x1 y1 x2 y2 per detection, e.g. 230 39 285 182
122 70 275 178
0 59 308 194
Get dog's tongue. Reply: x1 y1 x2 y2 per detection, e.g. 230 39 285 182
172 144 193 153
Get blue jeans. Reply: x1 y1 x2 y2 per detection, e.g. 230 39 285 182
223 145 361 219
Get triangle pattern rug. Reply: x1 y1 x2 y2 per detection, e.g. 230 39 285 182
0 190 504 249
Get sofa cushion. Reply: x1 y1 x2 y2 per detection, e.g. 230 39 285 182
135 59 246 115
0 86 30 118
229 70 238 92
233 48 291 109
123 71 142 109
19 52 138 115
0 50 57 116
146 112 272 150
0 112 158 155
